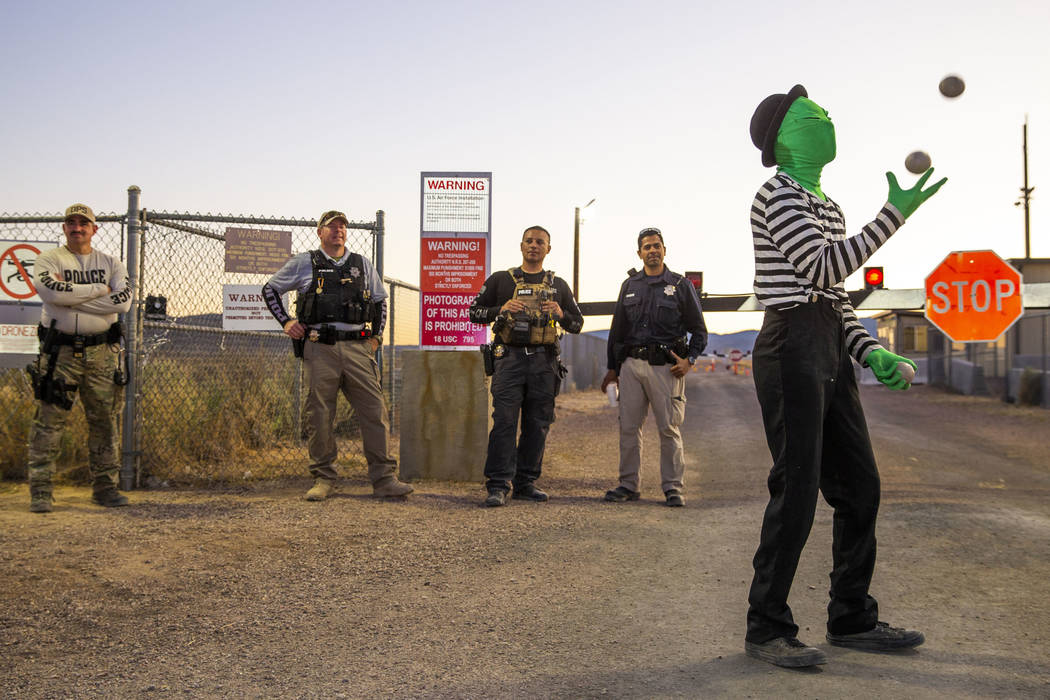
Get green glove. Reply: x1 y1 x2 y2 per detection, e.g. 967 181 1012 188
886 167 947 219
865 348 917 391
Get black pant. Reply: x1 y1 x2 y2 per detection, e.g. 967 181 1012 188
484 346 558 492
746 300 880 643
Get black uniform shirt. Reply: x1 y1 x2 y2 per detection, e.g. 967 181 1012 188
469 268 584 334
607 266 707 370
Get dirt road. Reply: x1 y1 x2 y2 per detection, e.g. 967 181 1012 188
3 370 1049 698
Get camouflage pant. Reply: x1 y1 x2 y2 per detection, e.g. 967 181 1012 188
27 344 123 490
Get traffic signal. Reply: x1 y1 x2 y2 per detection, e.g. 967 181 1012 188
684 271 703 295
863 266 884 290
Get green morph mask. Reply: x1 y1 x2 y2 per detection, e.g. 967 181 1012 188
774 97 836 201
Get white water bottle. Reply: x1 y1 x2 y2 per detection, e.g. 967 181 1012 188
607 383 619 407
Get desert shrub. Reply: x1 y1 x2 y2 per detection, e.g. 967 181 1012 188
0 368 99 483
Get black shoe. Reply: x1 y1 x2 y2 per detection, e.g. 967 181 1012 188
745 637 827 668
664 489 685 507
512 484 548 502
92 487 129 508
604 486 640 502
826 621 925 651
484 489 507 507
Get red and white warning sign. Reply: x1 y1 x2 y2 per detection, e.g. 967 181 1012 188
0 241 57 301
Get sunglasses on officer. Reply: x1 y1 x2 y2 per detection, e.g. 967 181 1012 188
637 227 664 249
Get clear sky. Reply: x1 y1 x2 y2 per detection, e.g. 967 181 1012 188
2 0 1047 333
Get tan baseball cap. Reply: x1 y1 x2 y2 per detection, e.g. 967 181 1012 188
64 203 96 223
317 210 349 228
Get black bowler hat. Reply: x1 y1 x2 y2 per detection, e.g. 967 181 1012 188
750 84 808 167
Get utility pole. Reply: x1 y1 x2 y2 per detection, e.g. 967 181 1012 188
1016 116 1035 260
572 198 595 299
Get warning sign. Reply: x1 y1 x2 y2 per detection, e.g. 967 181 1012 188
0 324 39 354
0 241 57 301
225 228 292 274
419 171 492 350
222 284 285 331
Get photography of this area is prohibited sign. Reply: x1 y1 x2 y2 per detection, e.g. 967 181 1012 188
0 241 58 301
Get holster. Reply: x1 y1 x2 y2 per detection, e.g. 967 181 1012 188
109 321 129 386
671 337 689 360
26 336 78 410
648 343 668 366
106 321 124 345
480 343 495 377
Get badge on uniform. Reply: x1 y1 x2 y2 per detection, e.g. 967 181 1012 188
308 329 320 342
664 284 676 296
349 266 361 278
493 344 506 358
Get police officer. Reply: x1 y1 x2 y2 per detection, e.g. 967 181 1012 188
601 227 707 507
469 225 583 507
262 209 413 501
27 203 134 513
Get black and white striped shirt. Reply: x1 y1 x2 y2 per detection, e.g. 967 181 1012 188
751 173 905 363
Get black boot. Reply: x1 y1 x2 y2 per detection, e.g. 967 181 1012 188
92 486 129 508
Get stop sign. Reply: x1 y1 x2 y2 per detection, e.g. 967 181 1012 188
925 250 1024 342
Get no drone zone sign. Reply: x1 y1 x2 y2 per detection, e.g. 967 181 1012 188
0 241 57 301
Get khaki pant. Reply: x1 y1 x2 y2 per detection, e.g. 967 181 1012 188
27 344 123 490
303 339 396 484
617 357 687 493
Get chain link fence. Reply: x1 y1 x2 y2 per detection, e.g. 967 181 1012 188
383 278 420 432
0 195 422 485
136 210 380 483
924 312 1050 405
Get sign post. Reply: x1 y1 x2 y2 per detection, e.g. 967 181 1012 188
924 250 1024 342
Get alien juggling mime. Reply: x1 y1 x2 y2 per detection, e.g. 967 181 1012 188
744 84 947 668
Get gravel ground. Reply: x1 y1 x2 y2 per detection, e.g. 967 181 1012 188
2 370 1049 699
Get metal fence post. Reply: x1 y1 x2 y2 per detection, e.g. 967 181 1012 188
387 281 397 430
1042 314 1047 376
947 332 953 388
375 210 385 385
120 186 141 490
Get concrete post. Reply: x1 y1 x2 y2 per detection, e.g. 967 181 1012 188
399 349 489 482
120 186 141 490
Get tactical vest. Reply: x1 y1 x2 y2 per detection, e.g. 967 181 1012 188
295 250 375 325
497 268 559 345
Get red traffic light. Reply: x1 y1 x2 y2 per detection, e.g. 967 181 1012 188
864 266 884 290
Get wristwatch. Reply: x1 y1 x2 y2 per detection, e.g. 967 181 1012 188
687 355 696 366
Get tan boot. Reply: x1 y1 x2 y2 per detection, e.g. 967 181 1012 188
372 476 413 498
305 478 336 501
29 486 53 513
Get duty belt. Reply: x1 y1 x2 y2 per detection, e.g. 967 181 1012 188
37 325 109 348
627 345 666 360
306 325 373 344
504 343 555 356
